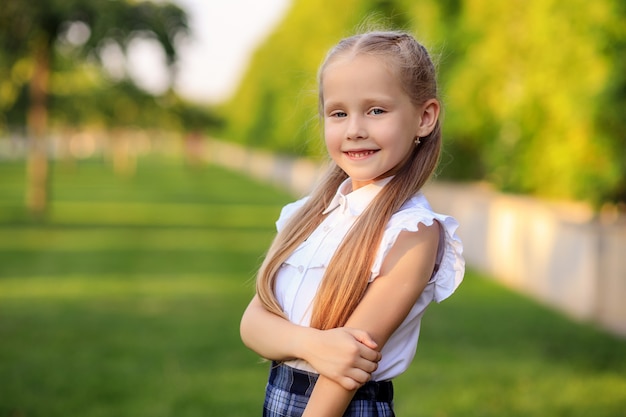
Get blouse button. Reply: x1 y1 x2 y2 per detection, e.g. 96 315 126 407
298 266 304 273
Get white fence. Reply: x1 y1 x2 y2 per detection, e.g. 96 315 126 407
424 182 626 337
203 139 626 338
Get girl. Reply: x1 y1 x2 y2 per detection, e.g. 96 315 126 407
240 30 464 417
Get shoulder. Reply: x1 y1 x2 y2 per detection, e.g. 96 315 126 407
371 192 465 301
275 196 310 232
377 222 440 277
390 193 459 234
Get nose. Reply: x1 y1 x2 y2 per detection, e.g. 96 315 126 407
346 115 368 140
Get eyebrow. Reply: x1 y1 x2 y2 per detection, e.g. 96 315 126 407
323 96 395 111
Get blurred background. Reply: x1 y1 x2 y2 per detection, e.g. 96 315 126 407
1 0 625 416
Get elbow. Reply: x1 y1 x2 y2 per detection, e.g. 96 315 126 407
239 306 254 348
240 299 265 351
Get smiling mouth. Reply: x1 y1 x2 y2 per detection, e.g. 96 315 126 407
344 150 379 159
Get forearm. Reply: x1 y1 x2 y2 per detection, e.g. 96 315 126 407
240 295 315 361
302 375 356 417
241 295 380 390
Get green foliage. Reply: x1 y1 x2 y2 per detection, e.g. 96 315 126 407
50 74 223 132
223 0 626 205
441 0 623 205
0 0 188 60
0 0 221 135
0 159 625 416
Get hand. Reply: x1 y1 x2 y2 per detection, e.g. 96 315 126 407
304 327 381 390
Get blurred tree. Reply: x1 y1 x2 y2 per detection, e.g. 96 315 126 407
0 0 188 216
442 0 621 204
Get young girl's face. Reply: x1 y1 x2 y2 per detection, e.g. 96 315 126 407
322 53 422 190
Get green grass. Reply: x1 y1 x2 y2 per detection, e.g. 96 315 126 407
1 156 625 417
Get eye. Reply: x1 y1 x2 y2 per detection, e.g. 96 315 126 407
329 111 347 118
369 108 386 115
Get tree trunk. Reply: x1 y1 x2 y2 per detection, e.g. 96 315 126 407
26 37 51 217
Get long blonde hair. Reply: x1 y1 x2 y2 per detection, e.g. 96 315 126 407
256 31 442 330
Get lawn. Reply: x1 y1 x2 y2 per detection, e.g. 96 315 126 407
0 156 624 417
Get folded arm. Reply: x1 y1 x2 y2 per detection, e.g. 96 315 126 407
302 223 440 416
240 295 381 389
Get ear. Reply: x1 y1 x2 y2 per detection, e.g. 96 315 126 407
416 99 440 137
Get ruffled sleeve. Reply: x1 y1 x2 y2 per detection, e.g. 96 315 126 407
275 196 309 233
370 195 465 303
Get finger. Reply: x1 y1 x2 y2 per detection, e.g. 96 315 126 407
357 343 381 363
339 376 361 391
345 328 378 350
355 356 378 374
348 368 373 385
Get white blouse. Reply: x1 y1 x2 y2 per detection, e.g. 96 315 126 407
274 178 464 381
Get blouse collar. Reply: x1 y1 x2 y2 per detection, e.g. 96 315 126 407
322 177 393 216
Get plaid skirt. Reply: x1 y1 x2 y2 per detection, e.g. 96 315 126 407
263 362 395 417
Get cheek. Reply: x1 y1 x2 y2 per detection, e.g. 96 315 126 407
324 124 341 149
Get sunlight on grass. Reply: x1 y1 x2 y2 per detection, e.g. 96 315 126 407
0 274 251 299
0 228 274 251
47 201 281 228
